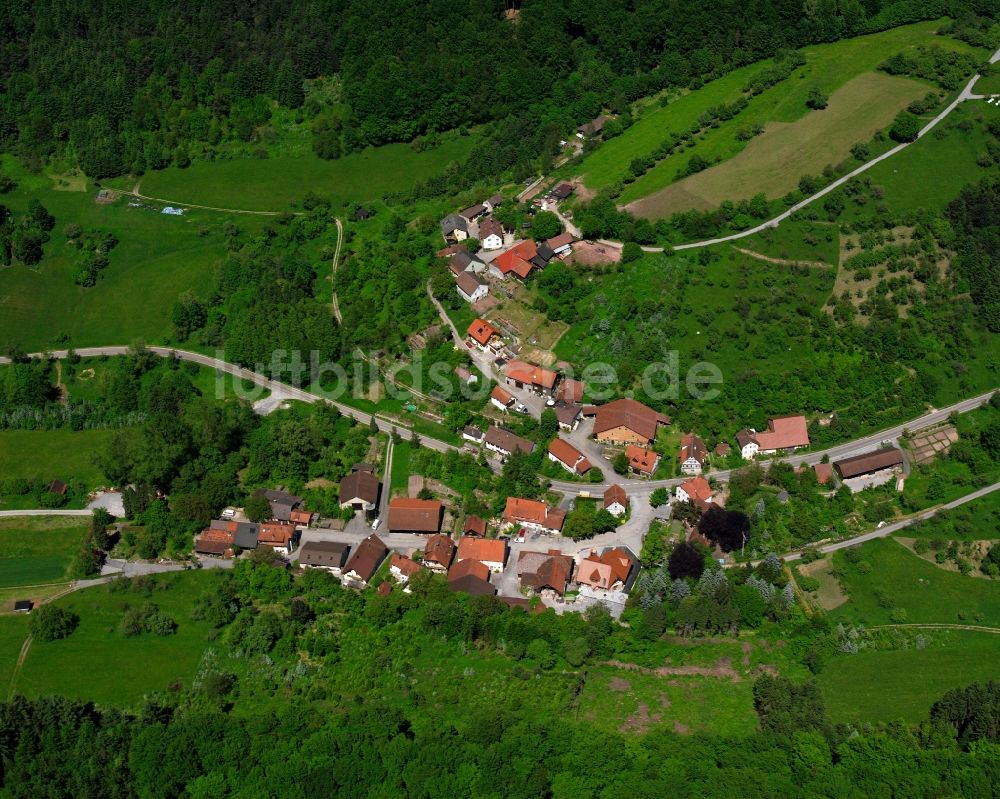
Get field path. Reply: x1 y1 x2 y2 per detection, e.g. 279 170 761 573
331 217 344 324
103 182 298 216
866 623 1000 634
730 246 829 268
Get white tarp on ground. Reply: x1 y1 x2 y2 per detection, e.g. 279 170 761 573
87 490 124 516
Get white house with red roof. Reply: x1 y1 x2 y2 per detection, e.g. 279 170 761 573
736 415 810 459
676 477 715 509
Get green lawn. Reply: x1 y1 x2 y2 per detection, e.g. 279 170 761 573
0 615 29 693
734 219 840 265
0 155 252 352
132 133 479 211
576 20 978 207
0 517 87 588
389 441 412 495
831 537 1000 626
0 428 114 489
844 103 995 218
819 630 1000 723
16 570 221 706
973 72 1000 95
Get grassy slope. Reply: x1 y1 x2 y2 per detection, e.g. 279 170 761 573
819 630 1000 723
733 219 840 265
17 571 218 705
0 429 115 488
575 20 979 206
133 134 479 211
0 155 258 351
0 517 87 588
0 616 29 691
831 537 1000 626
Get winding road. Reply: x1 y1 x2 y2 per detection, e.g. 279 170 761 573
330 217 344 324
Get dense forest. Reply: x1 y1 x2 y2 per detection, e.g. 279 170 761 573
3 558 1000 798
1 0 997 179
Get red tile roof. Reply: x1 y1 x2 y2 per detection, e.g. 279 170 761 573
679 477 713 504
548 438 588 472
503 497 566 531
387 498 443 533
463 516 487 536
494 241 538 277
505 360 558 389
457 537 507 565
813 462 833 484
748 415 810 451
555 378 584 404
390 552 424 579
479 217 503 240
833 448 903 479
345 534 388 582
679 433 707 466
195 528 234 556
448 558 492 582
490 385 514 406
258 522 295 547
626 444 659 474
517 550 573 595
592 399 669 442
467 318 498 346
423 534 456 567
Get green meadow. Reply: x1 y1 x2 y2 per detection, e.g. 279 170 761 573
0 155 259 352
15 571 221 705
573 20 981 211
128 133 479 212
734 219 840 265
819 630 1000 723
0 429 114 489
831 537 1000 626
0 517 87 588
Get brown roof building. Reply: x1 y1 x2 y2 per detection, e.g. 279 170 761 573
299 540 350 569
343 534 388 584
484 426 535 457
503 497 566 534
467 318 499 347
194 528 235 557
390 553 424 582
678 433 708 474
447 558 496 596
603 484 628 515
591 399 669 445
626 444 660 475
555 378 584 405
833 448 904 480
456 537 508 571
576 547 633 590
387 498 443 533
547 438 591 474
517 550 573 596
737 415 810 457
463 515 487 536
339 468 380 511
422 534 456 571
504 360 558 394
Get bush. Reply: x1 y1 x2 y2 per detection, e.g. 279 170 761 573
889 111 920 142
29 605 80 642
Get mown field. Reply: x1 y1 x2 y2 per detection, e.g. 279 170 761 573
126 133 479 211
0 155 256 351
0 429 114 489
0 517 88 589
0 615 29 692
819 630 1000 723
16 571 220 705
572 20 981 214
628 72 928 217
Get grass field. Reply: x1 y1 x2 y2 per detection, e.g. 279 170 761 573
130 134 479 212
0 429 114 489
843 102 996 218
0 517 87 588
973 72 1000 95
832 537 1000 626
0 155 254 351
819 630 1000 723
390 441 413 495
575 20 978 211
16 571 221 705
0 615 29 692
734 219 840 265
577 666 757 737
627 72 928 217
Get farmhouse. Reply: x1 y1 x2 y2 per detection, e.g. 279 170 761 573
339 467 380 513
467 318 500 351
490 240 538 280
387 498 443 534
547 438 591 475
546 232 575 257
422 534 456 572
504 497 566 535
447 558 496 596
833 448 904 480
463 425 485 444
463 515 487 536
343 534 388 587
555 378 584 405
194 528 235 557
456 271 489 303
625 444 660 476
450 249 486 274
459 203 486 223
575 547 634 591
257 522 297 555
479 216 504 250
517 550 573 596
256 488 304 522
490 385 515 411
555 404 582 431
441 214 468 242
550 183 574 200
389 553 424 584
456 537 508 573
484 426 535 458
484 193 504 213
678 433 708 474
299 541 350 571
290 508 313 526
736 415 810 459
603 484 628 516
676 477 714 509
590 398 669 445
504 359 558 395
